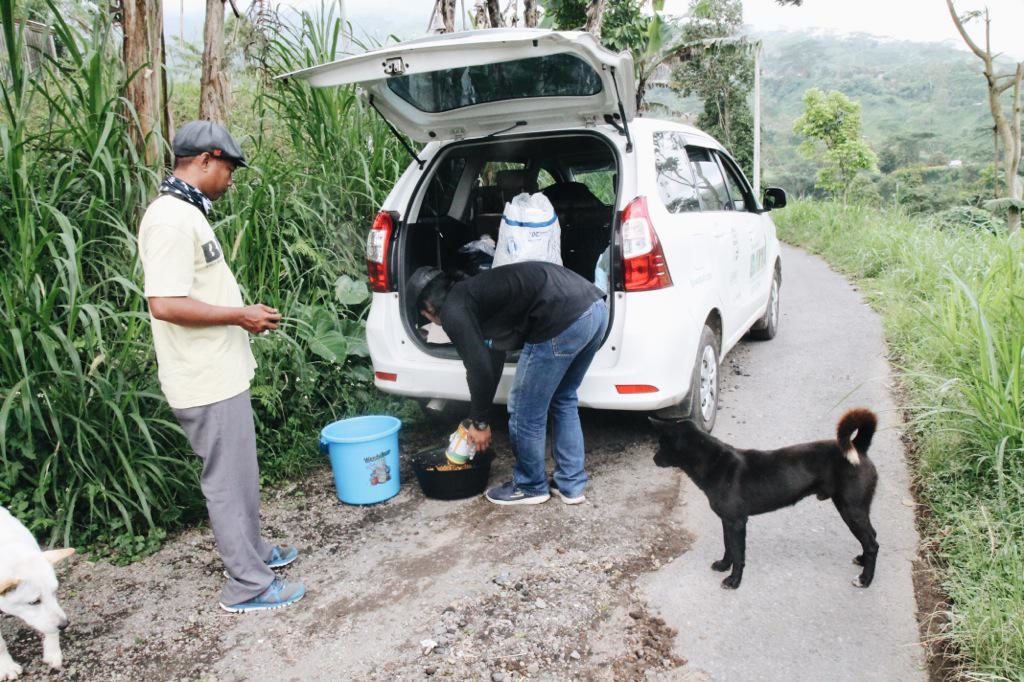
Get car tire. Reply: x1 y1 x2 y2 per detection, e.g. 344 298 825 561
687 325 720 433
748 268 780 341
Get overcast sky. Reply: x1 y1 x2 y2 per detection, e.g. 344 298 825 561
165 0 1024 58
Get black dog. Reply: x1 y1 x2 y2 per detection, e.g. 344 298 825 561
651 409 879 589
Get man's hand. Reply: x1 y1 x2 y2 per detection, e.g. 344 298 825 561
467 424 492 452
238 304 281 333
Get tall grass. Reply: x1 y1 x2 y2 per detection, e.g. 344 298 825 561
776 200 1024 679
0 1 411 556
1 3 199 553
212 3 414 480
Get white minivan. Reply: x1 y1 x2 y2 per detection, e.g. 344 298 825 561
285 28 785 431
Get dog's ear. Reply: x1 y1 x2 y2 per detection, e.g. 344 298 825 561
42 548 76 566
0 578 20 595
648 416 688 451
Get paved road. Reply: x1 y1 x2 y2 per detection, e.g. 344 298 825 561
642 244 927 681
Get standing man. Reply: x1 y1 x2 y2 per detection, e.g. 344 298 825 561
408 261 608 506
138 121 305 612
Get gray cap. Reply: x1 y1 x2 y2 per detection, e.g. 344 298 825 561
172 120 247 167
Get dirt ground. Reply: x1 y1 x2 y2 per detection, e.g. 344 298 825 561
6 408 709 682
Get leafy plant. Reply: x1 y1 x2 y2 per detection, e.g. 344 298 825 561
793 88 878 203
671 0 754 176
0 0 411 556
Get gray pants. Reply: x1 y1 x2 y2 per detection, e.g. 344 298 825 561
173 390 274 605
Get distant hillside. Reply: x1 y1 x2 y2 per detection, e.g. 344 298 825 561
754 31 1000 189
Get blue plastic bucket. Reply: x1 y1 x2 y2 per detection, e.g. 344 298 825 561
319 416 402 505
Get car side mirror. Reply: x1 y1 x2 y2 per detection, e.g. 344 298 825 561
762 187 787 211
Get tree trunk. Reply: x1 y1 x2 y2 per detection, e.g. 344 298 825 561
485 0 503 27
523 0 539 27
120 0 166 168
442 0 456 32
584 0 606 34
1002 63 1022 233
473 1 488 28
947 0 1023 233
199 0 229 124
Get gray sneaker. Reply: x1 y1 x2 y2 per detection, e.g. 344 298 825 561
219 578 305 613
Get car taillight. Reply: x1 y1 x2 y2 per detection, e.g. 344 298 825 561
366 210 393 293
621 196 672 292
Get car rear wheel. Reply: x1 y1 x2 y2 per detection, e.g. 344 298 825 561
749 269 780 341
688 325 720 432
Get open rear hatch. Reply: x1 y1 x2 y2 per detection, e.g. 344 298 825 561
280 28 635 143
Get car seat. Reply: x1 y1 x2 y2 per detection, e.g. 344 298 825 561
542 181 612 282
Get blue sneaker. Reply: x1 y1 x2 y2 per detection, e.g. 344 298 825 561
223 545 299 579
266 545 299 569
485 481 550 506
219 578 305 613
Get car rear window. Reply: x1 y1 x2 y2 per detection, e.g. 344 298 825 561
386 53 603 113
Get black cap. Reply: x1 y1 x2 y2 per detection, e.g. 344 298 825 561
172 120 248 167
406 266 444 325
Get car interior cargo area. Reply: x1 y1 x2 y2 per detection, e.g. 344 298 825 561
400 133 618 351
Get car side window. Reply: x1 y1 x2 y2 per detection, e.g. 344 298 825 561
537 168 557 190
716 152 754 212
686 146 729 212
572 168 616 205
653 131 700 214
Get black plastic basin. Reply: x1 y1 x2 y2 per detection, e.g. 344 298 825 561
411 446 494 500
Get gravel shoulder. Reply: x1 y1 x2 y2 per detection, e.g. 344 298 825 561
7 412 704 682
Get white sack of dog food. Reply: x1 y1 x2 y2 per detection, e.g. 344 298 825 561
491 192 562 268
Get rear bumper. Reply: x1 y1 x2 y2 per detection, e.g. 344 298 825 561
366 289 699 412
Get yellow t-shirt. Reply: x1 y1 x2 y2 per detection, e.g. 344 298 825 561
138 195 256 409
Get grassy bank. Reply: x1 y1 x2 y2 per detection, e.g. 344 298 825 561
775 201 1024 679
0 4 410 558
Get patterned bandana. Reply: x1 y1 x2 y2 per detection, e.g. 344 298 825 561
159 176 213 216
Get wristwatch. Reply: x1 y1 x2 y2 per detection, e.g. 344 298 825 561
471 419 490 431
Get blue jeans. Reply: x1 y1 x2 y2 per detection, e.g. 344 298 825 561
507 299 609 497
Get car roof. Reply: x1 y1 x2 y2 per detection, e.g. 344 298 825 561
629 117 725 151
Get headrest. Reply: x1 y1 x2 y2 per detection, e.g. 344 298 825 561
496 169 538 195
542 181 602 207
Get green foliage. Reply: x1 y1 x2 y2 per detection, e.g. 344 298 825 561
777 200 1024 679
599 0 648 54
672 0 754 176
793 88 878 202
538 0 587 29
0 1 410 555
928 205 1006 234
877 133 933 174
0 2 201 550
759 32 999 200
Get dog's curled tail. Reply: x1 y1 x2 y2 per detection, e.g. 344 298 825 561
837 408 877 465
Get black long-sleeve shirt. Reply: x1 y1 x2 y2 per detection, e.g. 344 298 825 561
438 261 604 421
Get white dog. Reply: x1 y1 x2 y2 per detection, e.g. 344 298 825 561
0 506 74 680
